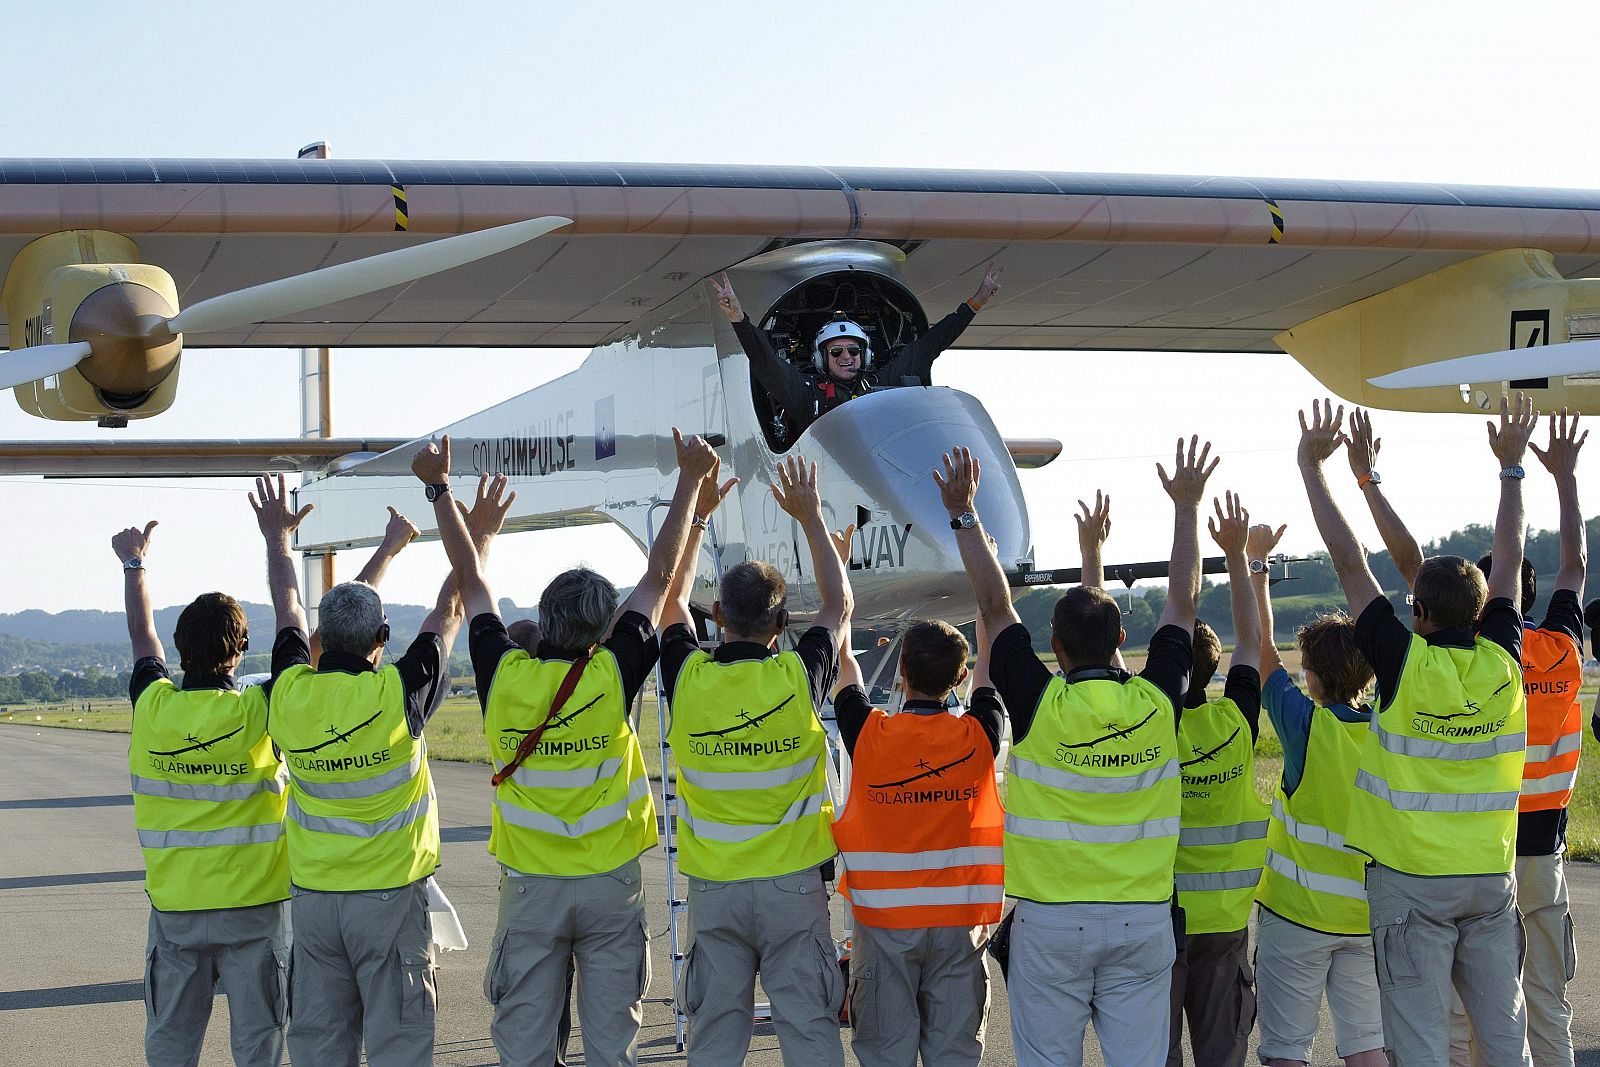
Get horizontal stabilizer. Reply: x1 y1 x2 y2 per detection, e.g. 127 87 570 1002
1009 555 1230 589
0 437 406 478
1003 437 1063 469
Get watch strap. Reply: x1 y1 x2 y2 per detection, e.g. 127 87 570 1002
1356 470 1379 489
1500 466 1526 480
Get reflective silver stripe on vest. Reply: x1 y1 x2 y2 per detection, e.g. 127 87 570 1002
842 845 1004 873
1524 732 1583 764
1264 847 1367 901
1374 722 1525 762
678 757 819 792
1174 868 1262 893
137 822 285 849
1353 770 1518 813
1004 813 1180 844
289 751 423 801
130 771 288 802
506 757 624 791
1008 754 1178 794
288 792 431 837
1270 798 1352 852
1178 820 1268 847
849 883 1006 909
1520 767 1579 796
678 790 828 844
495 776 649 839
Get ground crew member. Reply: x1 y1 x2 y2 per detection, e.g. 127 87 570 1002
1297 396 1535 1067
1348 406 1585 1067
421 431 719 1067
115 519 289 1067
1166 494 1267 1067
1246 521 1386 1067
256 471 502 1067
831 604 1006 1067
659 453 853 1067
946 438 1215 1067
710 264 1001 443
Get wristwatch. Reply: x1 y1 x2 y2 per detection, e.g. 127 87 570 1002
1357 470 1381 489
424 482 452 502
1500 466 1526 480
122 557 144 571
1248 559 1269 575
950 511 979 531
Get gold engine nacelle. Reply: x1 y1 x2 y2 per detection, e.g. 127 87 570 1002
1 231 182 422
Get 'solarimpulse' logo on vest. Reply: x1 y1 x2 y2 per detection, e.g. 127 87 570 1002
497 694 607 755
145 725 251 776
1053 707 1164 768
684 695 803 757
283 710 389 772
1180 726 1245 793
1410 680 1513 738
866 749 979 805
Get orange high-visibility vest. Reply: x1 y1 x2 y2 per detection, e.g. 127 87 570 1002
833 707 1005 929
1519 626 1584 812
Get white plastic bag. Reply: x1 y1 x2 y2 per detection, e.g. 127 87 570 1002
425 876 468 952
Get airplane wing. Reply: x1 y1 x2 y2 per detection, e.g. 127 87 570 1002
4 158 1600 358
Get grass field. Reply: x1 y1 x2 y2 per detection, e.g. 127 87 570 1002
8 680 1599 861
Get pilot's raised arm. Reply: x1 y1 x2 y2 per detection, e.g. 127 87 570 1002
874 262 1002 387
712 272 818 429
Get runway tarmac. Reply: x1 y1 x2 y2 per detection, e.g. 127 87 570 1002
1 724 1596 1066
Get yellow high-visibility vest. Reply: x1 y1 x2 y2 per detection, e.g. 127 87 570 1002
1345 634 1526 876
667 649 834 881
1006 673 1180 904
130 680 289 911
268 664 438 891
1175 697 1268 933
484 649 656 876
1256 704 1372 936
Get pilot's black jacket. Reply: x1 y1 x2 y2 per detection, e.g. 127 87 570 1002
731 302 976 442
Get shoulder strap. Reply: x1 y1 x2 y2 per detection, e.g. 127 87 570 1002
490 653 593 787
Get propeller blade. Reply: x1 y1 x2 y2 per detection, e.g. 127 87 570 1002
165 216 573 337
1368 339 1600 389
0 341 95 390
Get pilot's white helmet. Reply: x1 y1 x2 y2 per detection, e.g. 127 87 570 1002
812 320 874 371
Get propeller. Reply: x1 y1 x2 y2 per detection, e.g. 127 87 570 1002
0 342 93 390
1368 338 1600 390
0 215 573 393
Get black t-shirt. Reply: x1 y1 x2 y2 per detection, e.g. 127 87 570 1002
1354 596 1522 713
833 685 1006 758
659 624 837 711
270 626 448 738
1186 665 1263 743
468 610 659 716
989 621 1192 744
128 657 236 706
1517 588 1583 857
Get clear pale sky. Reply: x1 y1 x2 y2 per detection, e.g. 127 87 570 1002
2 0 1595 614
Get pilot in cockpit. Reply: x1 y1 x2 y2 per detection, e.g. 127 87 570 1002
712 263 1002 444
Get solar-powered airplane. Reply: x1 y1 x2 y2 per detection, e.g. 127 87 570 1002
7 157 1600 634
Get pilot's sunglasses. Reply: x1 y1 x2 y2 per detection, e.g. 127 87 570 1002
827 344 863 357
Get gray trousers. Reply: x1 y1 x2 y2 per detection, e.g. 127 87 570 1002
144 900 288 1067
287 880 436 1067
678 866 845 1067
848 921 992 1067
1166 928 1253 1067
1367 863 1531 1067
484 860 650 1067
1008 899 1176 1067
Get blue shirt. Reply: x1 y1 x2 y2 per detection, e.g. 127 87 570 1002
1261 667 1372 798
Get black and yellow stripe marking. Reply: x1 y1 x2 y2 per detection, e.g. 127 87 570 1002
392 185 409 231
1265 198 1284 244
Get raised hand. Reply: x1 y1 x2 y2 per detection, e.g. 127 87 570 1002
380 506 421 551
771 455 823 521
971 262 1003 308
1208 492 1250 555
456 473 518 542
250 473 315 541
1076 490 1111 553
1246 522 1287 562
710 272 743 322
1297 398 1347 470
673 427 719 483
694 455 739 522
1488 391 1539 469
1346 408 1381 479
1528 406 1586 479
112 520 158 563
1157 435 1218 507
830 524 858 565
934 446 981 518
411 436 451 485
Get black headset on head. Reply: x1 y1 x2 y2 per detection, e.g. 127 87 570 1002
376 619 391 645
